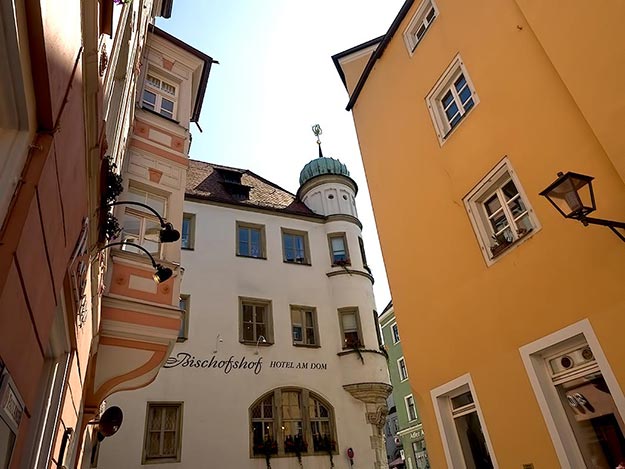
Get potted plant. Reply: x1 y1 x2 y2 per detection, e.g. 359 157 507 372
314 435 337 468
254 437 277 469
490 232 512 257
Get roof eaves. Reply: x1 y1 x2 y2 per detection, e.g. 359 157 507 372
331 35 385 91
345 0 414 111
150 25 218 122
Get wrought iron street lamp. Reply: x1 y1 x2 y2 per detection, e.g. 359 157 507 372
540 171 625 242
101 241 173 283
107 201 180 243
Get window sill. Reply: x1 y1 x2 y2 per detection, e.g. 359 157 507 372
176 337 188 343
181 247 194 251
488 228 535 262
331 263 351 268
140 105 180 124
293 343 321 349
283 260 311 266
236 254 267 260
240 340 274 346
251 451 339 459
439 104 477 145
143 457 181 465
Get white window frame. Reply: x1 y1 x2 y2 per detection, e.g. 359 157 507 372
426 54 479 145
403 0 439 55
464 157 541 266
431 374 499 468
141 71 178 120
120 186 169 257
398 357 409 381
405 394 418 422
519 319 625 468
391 322 400 344
0 0 35 225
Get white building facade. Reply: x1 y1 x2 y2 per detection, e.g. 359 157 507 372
97 155 392 468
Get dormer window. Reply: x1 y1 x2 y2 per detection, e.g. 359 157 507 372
217 168 251 200
142 72 178 119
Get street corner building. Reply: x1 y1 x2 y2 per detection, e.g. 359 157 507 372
333 0 625 468
96 150 392 467
0 0 215 467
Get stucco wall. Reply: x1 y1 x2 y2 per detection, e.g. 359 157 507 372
98 198 388 468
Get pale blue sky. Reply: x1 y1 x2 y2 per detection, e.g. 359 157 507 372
157 1 405 309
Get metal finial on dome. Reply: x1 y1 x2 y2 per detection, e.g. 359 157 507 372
312 124 324 158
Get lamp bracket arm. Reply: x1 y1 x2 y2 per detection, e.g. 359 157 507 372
99 241 159 267
106 201 167 226
581 216 625 230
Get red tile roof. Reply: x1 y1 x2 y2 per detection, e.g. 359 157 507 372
186 160 321 218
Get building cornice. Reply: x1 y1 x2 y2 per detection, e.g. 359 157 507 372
397 423 423 437
297 173 358 199
326 213 363 229
326 268 374 284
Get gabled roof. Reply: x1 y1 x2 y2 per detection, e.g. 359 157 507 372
334 0 415 111
331 35 384 91
186 160 322 218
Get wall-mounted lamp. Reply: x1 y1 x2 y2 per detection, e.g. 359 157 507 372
107 201 180 243
213 334 223 354
101 241 173 283
255 335 267 355
540 171 625 243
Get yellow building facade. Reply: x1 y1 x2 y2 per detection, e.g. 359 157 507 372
334 0 625 467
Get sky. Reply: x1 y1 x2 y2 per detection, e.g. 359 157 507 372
156 1 405 310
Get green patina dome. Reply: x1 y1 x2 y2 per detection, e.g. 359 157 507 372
299 157 350 186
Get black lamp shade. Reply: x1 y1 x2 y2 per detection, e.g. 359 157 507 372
159 222 181 243
540 172 596 219
153 264 173 283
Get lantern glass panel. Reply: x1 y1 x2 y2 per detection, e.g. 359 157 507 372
541 172 595 219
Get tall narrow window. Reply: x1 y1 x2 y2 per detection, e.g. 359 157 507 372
451 391 493 468
358 237 370 272
398 357 409 381
310 396 334 452
240 298 273 344
251 395 275 456
181 213 195 250
433 377 497 468
178 295 190 342
282 229 310 264
121 187 168 256
282 391 306 454
391 323 400 344
406 395 418 421
291 306 319 346
328 233 350 265
338 308 362 349
143 403 183 463
236 222 265 259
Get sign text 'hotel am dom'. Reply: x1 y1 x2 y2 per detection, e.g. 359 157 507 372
164 353 328 375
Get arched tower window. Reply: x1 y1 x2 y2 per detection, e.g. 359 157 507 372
249 388 337 458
